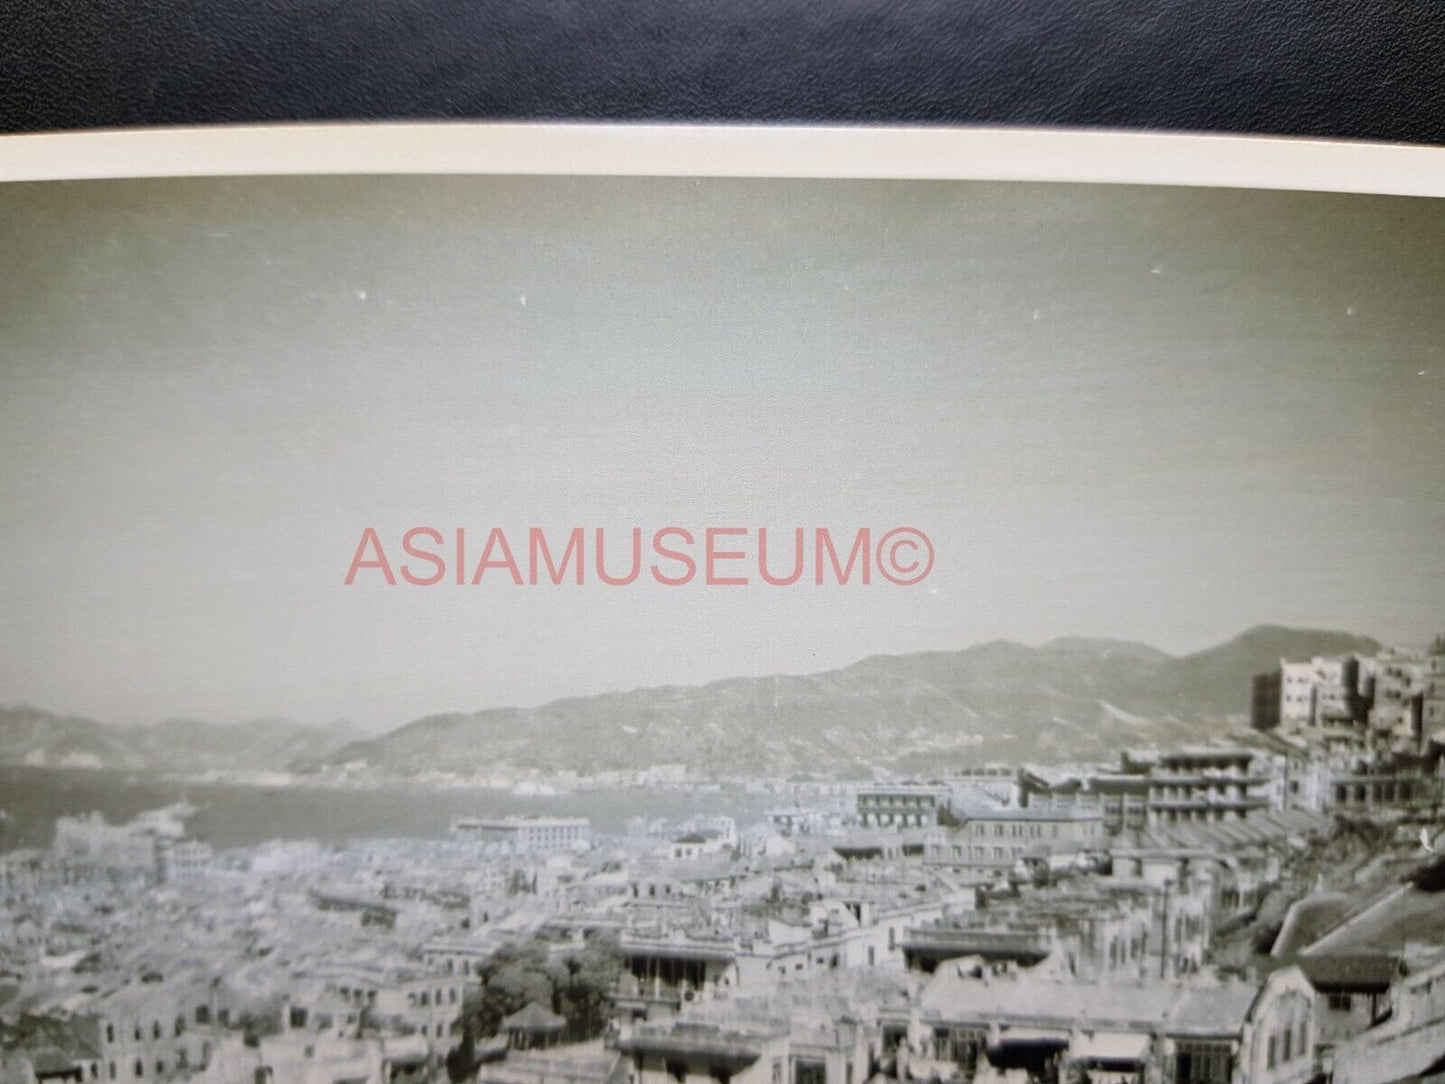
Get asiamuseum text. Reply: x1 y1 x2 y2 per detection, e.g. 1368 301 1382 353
344 526 934 587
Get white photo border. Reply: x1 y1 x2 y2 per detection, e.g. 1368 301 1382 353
0 122 1442 197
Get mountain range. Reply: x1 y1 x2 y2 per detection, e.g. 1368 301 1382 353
0 626 1382 779
322 625 1380 777
0 707 362 775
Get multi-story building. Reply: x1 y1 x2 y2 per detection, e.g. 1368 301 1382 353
228 1001 432 1084
904 868 1211 982
1365 648 1425 746
157 837 214 884
50 806 212 886
614 890 967 1017
1253 656 1368 744
83 975 245 1083
1323 754 1441 812
1092 776 1151 833
52 812 169 877
618 969 914 1084
1253 646 1445 753
1330 947 1445 1084
943 767 1021 810
1419 649 1445 739
303 962 467 1046
1124 748 1274 825
450 816 592 854
923 808 1105 875
765 809 831 836
0 1017 103 1083
0 848 93 897
884 965 1310 1084
856 784 953 829
1278 753 1332 813
618 1010 870 1084
1025 750 1274 832
902 900 1148 980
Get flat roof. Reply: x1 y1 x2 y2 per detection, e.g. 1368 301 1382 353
452 816 591 828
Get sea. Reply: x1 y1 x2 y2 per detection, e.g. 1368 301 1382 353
0 764 781 852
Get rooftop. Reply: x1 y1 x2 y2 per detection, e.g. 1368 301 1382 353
919 970 1257 1037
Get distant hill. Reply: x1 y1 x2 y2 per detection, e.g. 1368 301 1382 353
0 627 1384 779
319 625 1383 778
0 706 142 771
0 706 361 773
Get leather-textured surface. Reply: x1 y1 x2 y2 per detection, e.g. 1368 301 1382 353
1 0 1443 142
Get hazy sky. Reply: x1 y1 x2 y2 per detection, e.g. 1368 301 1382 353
0 175 1441 732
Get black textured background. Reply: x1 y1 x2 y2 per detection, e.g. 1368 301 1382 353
1 0 1443 142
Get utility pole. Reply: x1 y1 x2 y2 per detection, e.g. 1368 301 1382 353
1159 878 1172 980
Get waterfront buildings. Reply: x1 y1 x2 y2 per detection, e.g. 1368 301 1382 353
450 817 593 855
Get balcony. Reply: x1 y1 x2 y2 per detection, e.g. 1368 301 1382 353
1149 796 1270 811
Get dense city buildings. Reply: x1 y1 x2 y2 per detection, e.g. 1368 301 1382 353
5 643 1445 1084
1252 646 1445 755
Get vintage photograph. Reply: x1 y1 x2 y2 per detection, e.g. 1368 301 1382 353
1 164 1443 1084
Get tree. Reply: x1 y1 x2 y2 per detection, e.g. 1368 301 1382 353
553 937 623 1039
463 936 623 1041
466 940 558 1038
445 1025 479 1083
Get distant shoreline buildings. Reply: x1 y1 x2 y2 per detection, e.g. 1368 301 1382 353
449 817 593 856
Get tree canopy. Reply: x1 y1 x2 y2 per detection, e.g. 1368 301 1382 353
461 935 622 1041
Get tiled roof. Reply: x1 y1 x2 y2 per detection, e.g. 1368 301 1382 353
919 971 1255 1036
1297 954 1400 992
502 1002 566 1032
